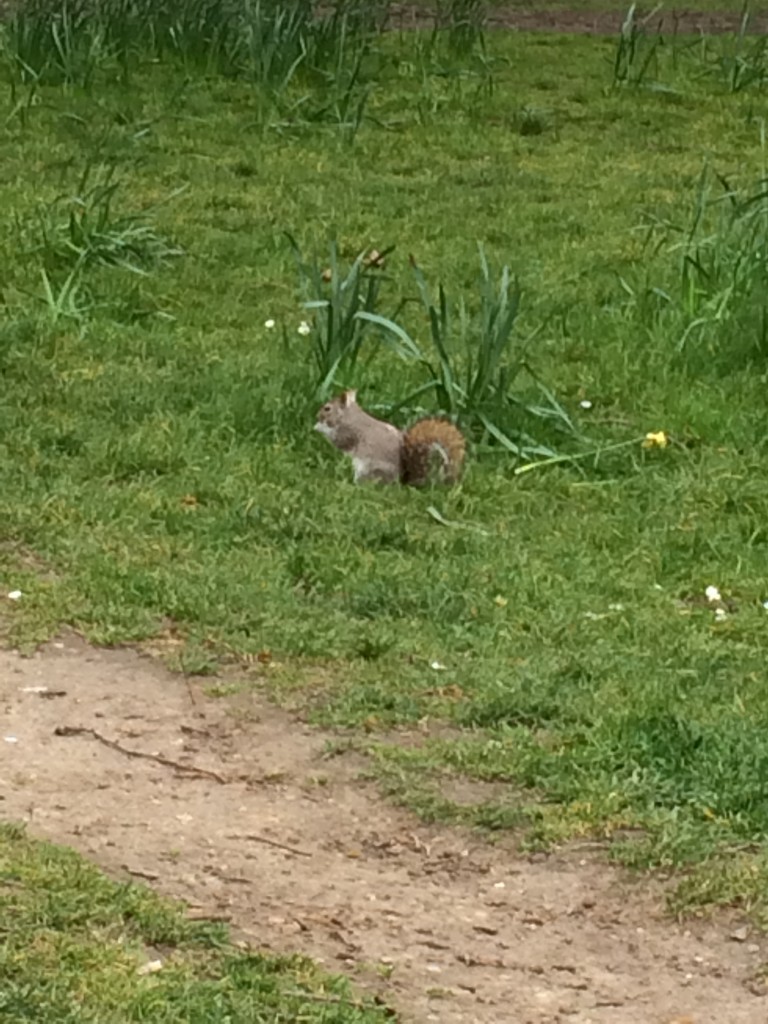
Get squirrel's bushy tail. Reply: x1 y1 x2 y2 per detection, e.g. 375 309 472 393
401 418 466 486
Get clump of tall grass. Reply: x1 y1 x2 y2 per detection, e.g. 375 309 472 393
0 0 390 90
698 4 768 94
611 3 665 89
37 258 92 326
612 2 768 97
0 0 109 88
440 0 487 58
288 237 395 397
268 40 374 139
411 0 495 102
620 161 768 371
17 163 185 275
359 248 576 461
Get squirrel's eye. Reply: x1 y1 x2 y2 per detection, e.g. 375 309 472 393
322 404 331 413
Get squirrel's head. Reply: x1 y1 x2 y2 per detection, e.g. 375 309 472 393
314 389 358 439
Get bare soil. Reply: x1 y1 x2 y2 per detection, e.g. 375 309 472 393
2 636 767 1023
387 5 768 36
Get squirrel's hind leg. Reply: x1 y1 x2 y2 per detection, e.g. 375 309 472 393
352 457 400 484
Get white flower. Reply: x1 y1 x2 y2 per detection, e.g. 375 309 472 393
579 399 593 410
705 585 722 604
7 590 21 601
430 660 447 671
763 600 768 611
137 960 163 976
714 607 728 623
297 321 311 336
264 318 276 329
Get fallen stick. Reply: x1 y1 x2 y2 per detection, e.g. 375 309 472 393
228 832 312 858
53 726 228 784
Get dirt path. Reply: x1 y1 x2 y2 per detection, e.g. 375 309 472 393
1 636 766 1023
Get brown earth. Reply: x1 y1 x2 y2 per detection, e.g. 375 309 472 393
2 635 767 1023
387 5 768 36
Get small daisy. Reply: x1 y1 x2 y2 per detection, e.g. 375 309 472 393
297 321 311 336
264 318 276 329
579 399 593 410
705 585 722 604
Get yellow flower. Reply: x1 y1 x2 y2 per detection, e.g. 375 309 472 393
642 430 669 449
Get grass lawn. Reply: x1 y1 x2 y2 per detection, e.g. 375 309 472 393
0 823 391 1023
2 0 768 932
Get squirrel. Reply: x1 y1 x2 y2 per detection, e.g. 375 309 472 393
314 389 466 486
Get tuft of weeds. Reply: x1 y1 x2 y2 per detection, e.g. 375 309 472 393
611 3 665 90
441 0 487 59
624 160 768 372
704 3 768 93
1 0 110 88
288 236 395 397
512 105 549 137
36 258 92 326
18 163 185 275
360 247 576 460
604 2 768 98
238 0 315 89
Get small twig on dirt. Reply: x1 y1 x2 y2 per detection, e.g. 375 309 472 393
419 938 451 951
228 832 312 858
207 869 250 884
187 910 232 923
184 676 198 708
457 952 508 968
53 726 228 784
123 866 160 881
180 724 210 737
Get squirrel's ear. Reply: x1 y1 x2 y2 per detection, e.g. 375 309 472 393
342 389 357 407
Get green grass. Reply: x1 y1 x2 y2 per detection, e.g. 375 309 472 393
2 10 768 927
0 822 392 1023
